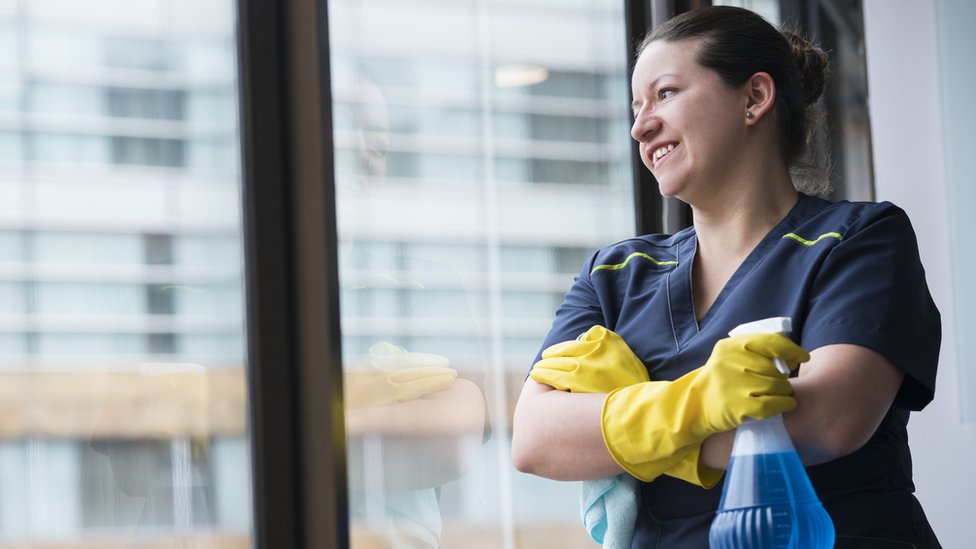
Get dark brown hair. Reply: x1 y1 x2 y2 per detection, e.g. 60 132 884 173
639 6 829 175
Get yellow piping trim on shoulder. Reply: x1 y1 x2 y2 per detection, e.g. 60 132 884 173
591 252 678 275
782 231 843 246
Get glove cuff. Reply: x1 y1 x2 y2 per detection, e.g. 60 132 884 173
663 446 724 488
600 382 687 481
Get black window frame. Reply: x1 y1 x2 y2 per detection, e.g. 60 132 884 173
238 0 348 547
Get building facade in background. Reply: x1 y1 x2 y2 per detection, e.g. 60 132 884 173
0 0 249 545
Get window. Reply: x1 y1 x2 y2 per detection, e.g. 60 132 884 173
935 0 976 422
105 87 187 121
715 0 875 201
329 0 635 546
0 0 252 546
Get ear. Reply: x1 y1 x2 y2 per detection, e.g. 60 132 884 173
743 72 776 126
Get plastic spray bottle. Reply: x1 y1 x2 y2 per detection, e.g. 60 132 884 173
708 317 835 549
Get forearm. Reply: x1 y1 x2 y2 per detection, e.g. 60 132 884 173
511 380 624 480
699 430 734 470
698 381 835 471
347 378 487 490
700 344 904 470
346 377 486 436
699 378 838 470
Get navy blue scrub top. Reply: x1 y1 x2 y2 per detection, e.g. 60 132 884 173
532 193 942 547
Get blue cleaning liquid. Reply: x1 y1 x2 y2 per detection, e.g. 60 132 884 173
709 451 834 549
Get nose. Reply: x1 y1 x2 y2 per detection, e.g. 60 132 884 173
630 110 661 143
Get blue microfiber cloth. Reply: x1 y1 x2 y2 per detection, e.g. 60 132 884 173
581 473 639 548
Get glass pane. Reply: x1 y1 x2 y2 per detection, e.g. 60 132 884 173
715 0 875 201
329 0 635 546
0 0 252 546
936 1 976 423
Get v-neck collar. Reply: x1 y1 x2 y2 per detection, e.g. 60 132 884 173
667 194 813 348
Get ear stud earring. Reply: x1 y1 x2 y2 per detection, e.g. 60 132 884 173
745 111 755 119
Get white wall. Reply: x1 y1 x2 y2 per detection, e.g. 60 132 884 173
864 1 976 546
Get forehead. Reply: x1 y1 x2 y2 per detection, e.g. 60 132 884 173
633 39 703 83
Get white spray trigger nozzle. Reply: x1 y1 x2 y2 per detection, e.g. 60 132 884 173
729 317 792 375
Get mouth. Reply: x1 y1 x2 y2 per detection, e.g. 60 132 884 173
650 142 678 167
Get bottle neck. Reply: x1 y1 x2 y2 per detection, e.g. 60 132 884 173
731 414 797 457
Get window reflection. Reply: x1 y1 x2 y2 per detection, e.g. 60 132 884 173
330 0 634 546
0 0 250 546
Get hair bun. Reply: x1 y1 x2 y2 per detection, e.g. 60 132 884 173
782 30 829 106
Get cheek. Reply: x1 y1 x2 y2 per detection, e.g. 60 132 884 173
684 89 741 130
691 108 742 151
637 143 651 166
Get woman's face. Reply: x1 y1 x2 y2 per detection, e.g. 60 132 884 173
630 39 747 201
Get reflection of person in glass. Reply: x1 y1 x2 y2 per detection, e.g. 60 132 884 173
88 363 213 531
337 75 488 548
512 6 941 548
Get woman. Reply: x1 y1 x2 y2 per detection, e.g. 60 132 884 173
512 6 942 548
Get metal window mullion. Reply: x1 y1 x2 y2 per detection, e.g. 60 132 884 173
238 0 347 547
625 0 662 236
286 0 349 547
626 0 701 236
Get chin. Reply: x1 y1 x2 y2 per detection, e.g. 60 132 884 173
655 178 682 198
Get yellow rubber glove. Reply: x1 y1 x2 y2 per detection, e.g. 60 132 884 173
367 341 450 370
601 333 808 482
665 446 725 488
344 342 457 408
530 325 649 392
530 326 718 487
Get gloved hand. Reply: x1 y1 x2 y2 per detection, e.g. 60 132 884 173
530 325 649 393
344 342 457 408
530 326 719 487
601 333 808 482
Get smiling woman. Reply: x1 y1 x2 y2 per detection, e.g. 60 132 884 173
629 39 762 204
514 5 943 548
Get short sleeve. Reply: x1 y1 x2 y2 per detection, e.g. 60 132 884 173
529 253 607 369
801 205 941 410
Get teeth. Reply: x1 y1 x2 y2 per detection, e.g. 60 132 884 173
652 143 676 163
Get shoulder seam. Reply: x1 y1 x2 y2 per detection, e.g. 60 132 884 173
590 251 679 275
781 231 844 246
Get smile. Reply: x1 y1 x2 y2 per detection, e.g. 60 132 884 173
652 143 677 165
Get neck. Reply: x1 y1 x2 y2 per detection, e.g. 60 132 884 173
691 173 798 260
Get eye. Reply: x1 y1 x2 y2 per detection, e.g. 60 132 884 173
658 88 676 100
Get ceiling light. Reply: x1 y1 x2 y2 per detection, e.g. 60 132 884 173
494 64 549 87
